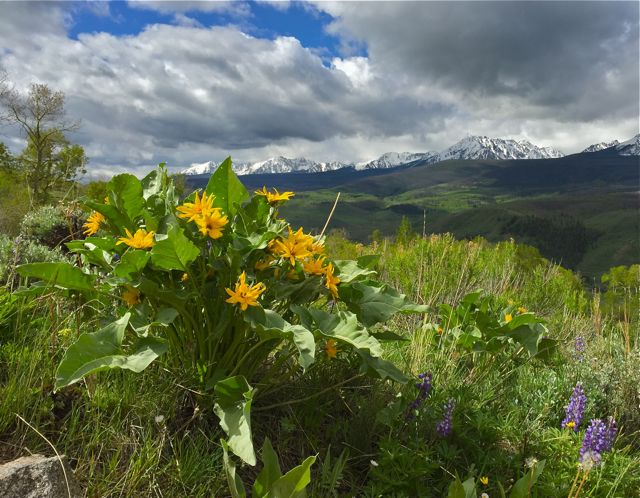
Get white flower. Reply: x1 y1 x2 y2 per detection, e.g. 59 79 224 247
525 456 538 468
481 493 490 498
370 460 379 467
154 415 165 424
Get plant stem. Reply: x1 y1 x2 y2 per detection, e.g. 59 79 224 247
254 373 364 412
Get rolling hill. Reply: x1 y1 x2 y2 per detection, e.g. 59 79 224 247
186 149 639 279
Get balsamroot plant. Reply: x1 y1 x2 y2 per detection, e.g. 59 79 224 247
17 159 427 464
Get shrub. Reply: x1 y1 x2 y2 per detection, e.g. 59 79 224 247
19 204 86 249
0 234 68 287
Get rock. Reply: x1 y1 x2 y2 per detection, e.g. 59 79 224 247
0 454 82 498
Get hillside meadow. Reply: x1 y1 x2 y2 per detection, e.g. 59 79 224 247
0 163 638 497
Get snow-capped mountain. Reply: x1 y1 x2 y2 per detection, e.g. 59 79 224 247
182 161 218 176
581 140 620 153
434 136 563 162
615 134 640 156
237 156 351 175
181 157 351 176
181 135 569 176
355 151 437 170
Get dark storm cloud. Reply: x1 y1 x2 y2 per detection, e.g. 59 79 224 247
323 1 639 120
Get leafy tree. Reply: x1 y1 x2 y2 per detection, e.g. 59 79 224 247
1 82 83 204
0 142 18 171
83 180 108 202
395 215 415 245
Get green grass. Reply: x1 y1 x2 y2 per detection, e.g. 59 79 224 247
1 233 639 497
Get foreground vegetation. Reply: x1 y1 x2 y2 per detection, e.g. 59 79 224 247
1 167 639 497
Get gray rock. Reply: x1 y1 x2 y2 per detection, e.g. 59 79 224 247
0 454 82 498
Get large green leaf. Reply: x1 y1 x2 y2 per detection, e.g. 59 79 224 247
84 200 135 233
267 455 316 498
356 349 409 384
332 260 377 283
150 226 200 271
108 173 145 222
55 314 168 390
141 164 167 200
509 322 546 356
206 156 249 215
114 250 150 279
293 306 382 357
221 439 247 498
340 281 429 327
252 438 282 498
244 308 315 371
214 375 256 465
509 460 545 498
17 262 96 292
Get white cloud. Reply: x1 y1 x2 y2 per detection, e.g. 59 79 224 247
0 1 637 178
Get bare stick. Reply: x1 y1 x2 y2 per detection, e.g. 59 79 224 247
319 192 341 237
15 413 73 498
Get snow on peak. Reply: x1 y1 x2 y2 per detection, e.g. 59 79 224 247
436 136 563 161
355 151 437 170
181 161 218 176
581 140 620 153
181 157 350 176
615 134 640 155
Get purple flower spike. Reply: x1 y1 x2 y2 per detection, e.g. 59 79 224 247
406 372 433 419
579 417 617 467
562 382 587 431
436 398 455 437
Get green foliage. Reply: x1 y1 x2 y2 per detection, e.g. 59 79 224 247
18 161 425 465
0 234 68 287
430 290 554 359
0 167 29 235
222 437 316 498
395 215 415 245
601 264 639 321
19 203 85 248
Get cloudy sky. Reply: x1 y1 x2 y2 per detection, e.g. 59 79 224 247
0 1 638 177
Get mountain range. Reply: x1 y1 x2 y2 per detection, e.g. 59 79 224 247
181 134 639 176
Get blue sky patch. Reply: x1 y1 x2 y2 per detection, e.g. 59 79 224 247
65 1 362 60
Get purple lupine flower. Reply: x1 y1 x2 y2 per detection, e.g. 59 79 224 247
436 398 455 437
574 336 586 361
406 372 433 419
579 417 617 467
562 382 587 431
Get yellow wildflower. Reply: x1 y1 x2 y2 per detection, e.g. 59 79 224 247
83 211 105 236
117 228 155 249
255 186 295 204
565 421 576 430
176 191 215 222
437 326 444 335
270 238 311 266
122 287 141 306
255 255 275 271
181 273 189 282
303 256 327 275
269 227 316 266
479 476 489 486
325 339 338 359
196 210 229 239
310 239 325 255
324 263 340 299
518 306 528 314
504 313 513 323
225 272 267 311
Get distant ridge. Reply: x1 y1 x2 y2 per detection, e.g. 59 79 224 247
181 134 638 176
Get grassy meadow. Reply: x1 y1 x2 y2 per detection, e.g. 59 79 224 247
1 168 639 498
